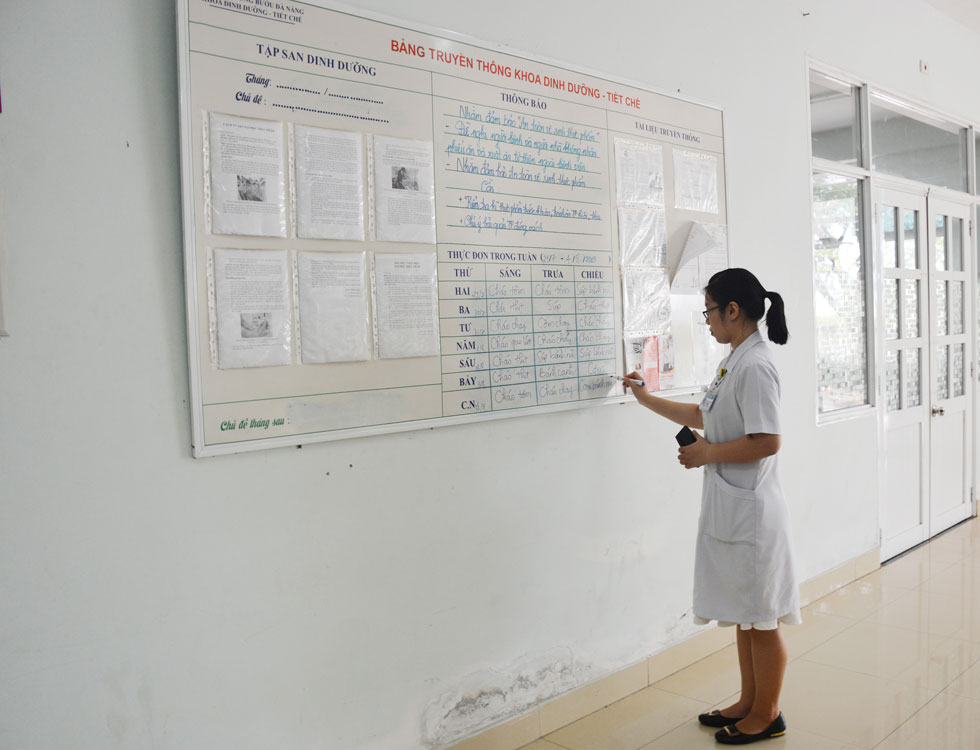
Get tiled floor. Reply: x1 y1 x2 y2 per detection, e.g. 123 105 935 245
518 517 980 749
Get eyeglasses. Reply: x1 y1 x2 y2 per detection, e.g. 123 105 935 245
702 305 722 321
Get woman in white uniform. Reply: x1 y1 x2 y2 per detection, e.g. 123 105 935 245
624 268 799 745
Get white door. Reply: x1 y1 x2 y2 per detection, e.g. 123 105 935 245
927 198 973 535
877 188 975 560
877 188 929 560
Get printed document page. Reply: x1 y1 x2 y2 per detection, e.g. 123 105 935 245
294 126 364 240
671 221 728 293
673 149 719 213
297 251 371 363
618 206 667 268
209 113 287 237
614 140 664 207
214 248 292 368
374 252 439 358
373 136 436 244
622 267 671 335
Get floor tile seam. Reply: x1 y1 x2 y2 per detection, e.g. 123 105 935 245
543 688 711 742
536 739 575 750
797 610 878 632
855 607 980 644
927 645 980 694
634 709 711 749
796 650 965 694
923 556 968 567
817 615 967 645
854 608 937 636
833 566 915 587
867 687 947 749
775 721 874 749
795 655 943 698
784 616 863 662
544 701 711 750
944 683 980 700
864 581 919 592
645 681 723 705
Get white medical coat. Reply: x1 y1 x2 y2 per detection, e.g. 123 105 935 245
693 330 800 625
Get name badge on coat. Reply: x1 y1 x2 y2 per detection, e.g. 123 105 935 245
700 391 717 411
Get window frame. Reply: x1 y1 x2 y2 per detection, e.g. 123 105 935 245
868 91 971 194
808 61 875 422
808 59 978 425
810 165 875 420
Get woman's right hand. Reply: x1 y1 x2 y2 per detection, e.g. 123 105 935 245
623 370 646 399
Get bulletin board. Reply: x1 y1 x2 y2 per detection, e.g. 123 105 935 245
176 0 730 456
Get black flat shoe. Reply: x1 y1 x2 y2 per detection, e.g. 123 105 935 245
715 713 786 744
698 710 743 727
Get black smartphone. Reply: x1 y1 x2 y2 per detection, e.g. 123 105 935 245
675 426 697 446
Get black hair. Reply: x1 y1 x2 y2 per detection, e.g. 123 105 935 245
703 268 788 345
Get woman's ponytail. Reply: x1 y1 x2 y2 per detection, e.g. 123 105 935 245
764 291 789 345
704 269 789 345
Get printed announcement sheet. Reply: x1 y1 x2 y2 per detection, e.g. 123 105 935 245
374 136 436 244
671 221 729 293
614 140 664 207
178 0 727 454
213 248 291 369
208 112 287 237
673 149 719 214
297 251 371 363
294 126 365 240
374 252 440 359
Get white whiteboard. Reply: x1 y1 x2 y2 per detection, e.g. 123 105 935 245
176 0 728 456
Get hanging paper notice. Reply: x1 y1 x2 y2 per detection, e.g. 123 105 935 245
294 126 365 240
297 251 371 363
671 221 728 294
614 139 664 206
373 136 436 244
213 248 292 369
618 206 667 268
374 253 439 359
673 150 719 213
624 334 675 392
622 267 671 335
209 113 287 237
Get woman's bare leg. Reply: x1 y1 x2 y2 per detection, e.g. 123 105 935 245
732 627 787 734
720 628 755 717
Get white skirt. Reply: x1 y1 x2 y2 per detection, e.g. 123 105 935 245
694 610 803 631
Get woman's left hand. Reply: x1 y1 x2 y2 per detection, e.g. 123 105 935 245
678 431 710 469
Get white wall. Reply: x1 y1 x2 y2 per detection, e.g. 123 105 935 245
1 1 978 748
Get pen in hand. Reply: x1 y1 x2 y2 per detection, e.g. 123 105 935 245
608 373 645 387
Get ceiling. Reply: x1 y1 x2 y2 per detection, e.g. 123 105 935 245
922 0 980 37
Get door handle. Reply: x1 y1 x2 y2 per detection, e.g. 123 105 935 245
931 406 946 416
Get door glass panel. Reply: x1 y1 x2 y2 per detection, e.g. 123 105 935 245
882 206 898 268
902 209 918 268
905 347 921 408
950 280 964 335
935 215 947 270
936 280 948 335
885 349 900 411
937 345 949 400
949 217 963 271
953 343 965 397
883 279 899 339
902 279 919 338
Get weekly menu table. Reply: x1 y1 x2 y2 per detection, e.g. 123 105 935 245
177 0 727 456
